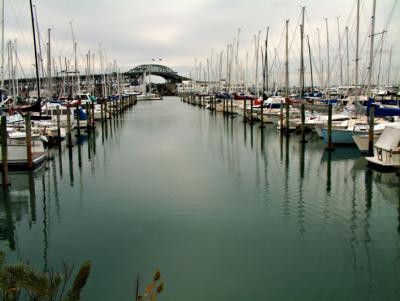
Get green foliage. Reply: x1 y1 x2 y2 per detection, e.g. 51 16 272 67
0 251 90 301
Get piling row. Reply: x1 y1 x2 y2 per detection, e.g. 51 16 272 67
179 92 378 155
0 94 138 190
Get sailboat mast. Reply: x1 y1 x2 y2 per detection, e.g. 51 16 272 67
337 17 343 87
367 0 377 96
235 28 240 92
355 0 360 102
317 28 323 91
265 27 269 94
29 0 41 107
1 0 4 90
255 31 261 98
325 18 330 98
307 35 314 93
47 28 51 98
346 26 349 86
300 7 305 99
285 20 289 99
387 47 392 86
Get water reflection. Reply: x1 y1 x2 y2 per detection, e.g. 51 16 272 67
0 170 42 251
0 98 399 301
68 148 74 186
298 141 306 236
41 175 48 272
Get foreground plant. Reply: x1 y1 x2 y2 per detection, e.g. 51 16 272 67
136 269 164 301
0 251 91 301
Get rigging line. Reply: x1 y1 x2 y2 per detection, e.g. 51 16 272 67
288 9 302 53
268 25 286 78
382 0 399 32
57 24 72 59
6 0 32 63
11 42 27 79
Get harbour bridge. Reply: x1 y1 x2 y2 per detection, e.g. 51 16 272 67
124 64 189 84
4 64 189 97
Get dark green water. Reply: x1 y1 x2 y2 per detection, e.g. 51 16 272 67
1 97 400 301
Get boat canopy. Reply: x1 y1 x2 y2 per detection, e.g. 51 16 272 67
367 99 400 117
375 124 400 151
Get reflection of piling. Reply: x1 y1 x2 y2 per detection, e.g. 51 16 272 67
28 171 36 222
325 104 334 151
1 116 9 188
300 103 307 143
77 140 82 169
25 113 33 170
230 97 234 117
68 148 74 186
367 106 375 157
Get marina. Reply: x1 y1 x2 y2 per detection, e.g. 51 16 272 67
0 0 400 300
1 97 400 300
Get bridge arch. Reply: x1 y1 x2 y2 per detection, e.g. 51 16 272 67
125 64 188 84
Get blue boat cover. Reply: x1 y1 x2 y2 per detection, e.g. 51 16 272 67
367 99 400 117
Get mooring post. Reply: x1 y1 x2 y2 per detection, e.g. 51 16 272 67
56 105 61 143
230 96 234 117
367 105 375 157
25 113 33 170
1 116 9 188
86 103 91 130
92 102 95 128
285 98 290 135
325 103 334 151
280 100 284 133
223 98 226 115
250 99 254 125
259 98 265 128
243 99 247 123
76 107 81 139
300 103 307 143
100 101 104 123
67 107 73 148
108 98 112 120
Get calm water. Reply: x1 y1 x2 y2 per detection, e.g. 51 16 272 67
1 97 400 301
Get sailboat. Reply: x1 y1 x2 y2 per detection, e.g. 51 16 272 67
137 65 161 101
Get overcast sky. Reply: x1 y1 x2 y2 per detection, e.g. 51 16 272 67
4 0 400 86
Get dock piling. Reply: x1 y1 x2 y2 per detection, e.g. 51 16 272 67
367 106 375 157
66 108 72 147
25 113 33 170
56 105 61 143
325 103 335 151
1 116 9 188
